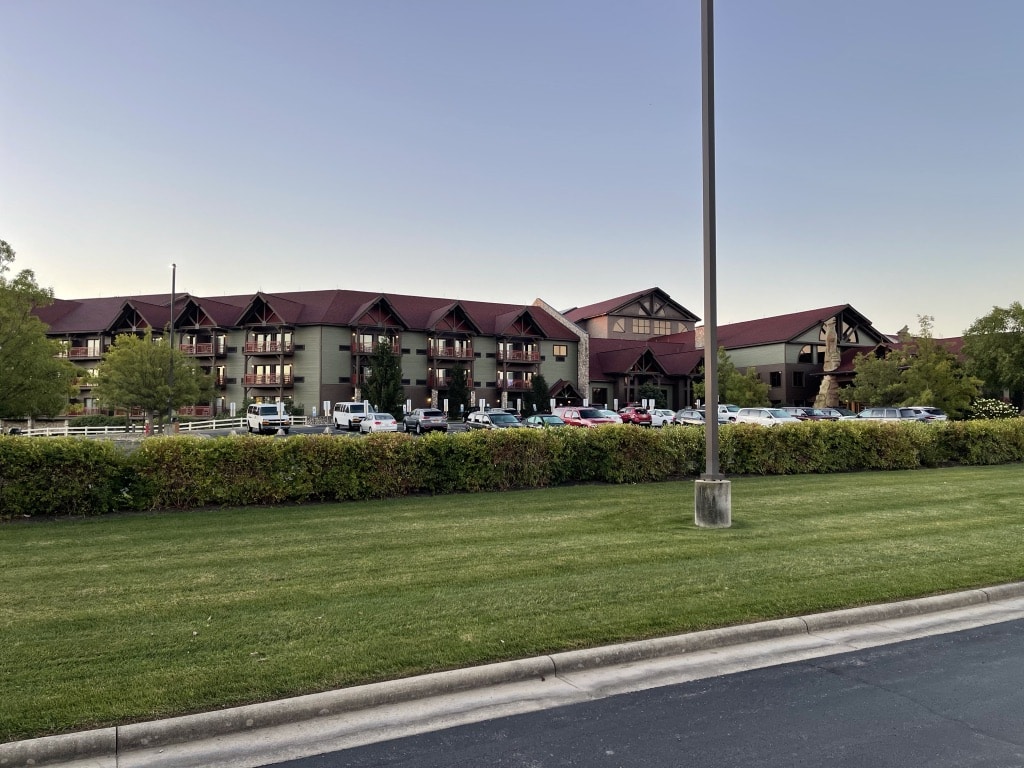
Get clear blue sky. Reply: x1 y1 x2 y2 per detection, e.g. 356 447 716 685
2 1 1021 337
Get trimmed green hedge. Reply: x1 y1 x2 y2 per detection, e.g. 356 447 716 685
3 420 1024 518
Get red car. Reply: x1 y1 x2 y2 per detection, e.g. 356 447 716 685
617 405 653 426
553 406 618 427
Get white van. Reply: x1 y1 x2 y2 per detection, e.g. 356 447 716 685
246 403 291 434
333 402 370 431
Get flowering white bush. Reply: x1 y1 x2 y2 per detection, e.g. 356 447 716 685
968 398 1020 420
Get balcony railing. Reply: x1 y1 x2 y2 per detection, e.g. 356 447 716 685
68 347 105 359
244 341 293 355
74 407 146 418
428 374 453 388
497 379 533 390
180 342 226 356
243 374 294 387
497 349 540 362
177 405 214 417
428 344 474 360
352 341 401 355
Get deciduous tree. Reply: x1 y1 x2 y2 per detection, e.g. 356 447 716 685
93 330 213 424
962 302 1024 406
693 348 771 407
844 316 980 416
0 240 78 419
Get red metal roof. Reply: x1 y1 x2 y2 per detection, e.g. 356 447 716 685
654 305 881 349
36 289 578 340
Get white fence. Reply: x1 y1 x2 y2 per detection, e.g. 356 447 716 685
11 416 311 438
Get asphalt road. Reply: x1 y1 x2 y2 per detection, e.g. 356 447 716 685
273 619 1024 768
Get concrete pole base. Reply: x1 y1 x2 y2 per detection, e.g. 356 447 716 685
695 478 732 528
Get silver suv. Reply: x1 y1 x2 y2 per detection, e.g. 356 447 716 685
842 407 927 422
734 407 802 427
466 411 523 429
402 408 448 434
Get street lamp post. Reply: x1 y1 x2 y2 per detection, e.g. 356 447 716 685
168 263 176 430
694 0 731 527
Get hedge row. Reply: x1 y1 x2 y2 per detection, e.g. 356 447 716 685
3 420 1024 518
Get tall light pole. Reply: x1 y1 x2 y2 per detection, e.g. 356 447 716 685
168 263 176 430
694 0 731 527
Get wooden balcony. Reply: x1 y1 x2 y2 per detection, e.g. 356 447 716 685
243 374 294 387
428 374 452 389
497 379 532 391
352 341 401 355
428 344 474 360
497 349 540 363
68 347 104 359
244 341 293 355
177 405 214 417
180 342 226 357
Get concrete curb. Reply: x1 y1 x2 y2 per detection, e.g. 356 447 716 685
4 582 1024 768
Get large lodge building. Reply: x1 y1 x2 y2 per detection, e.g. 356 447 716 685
36 287 894 417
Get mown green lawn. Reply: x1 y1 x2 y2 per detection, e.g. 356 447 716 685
2 465 1023 741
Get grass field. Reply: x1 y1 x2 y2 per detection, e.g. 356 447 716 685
2 465 1023 742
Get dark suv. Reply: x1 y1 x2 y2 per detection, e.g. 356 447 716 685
402 408 448 434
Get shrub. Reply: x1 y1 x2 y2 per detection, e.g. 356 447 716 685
0 437 144 517
4 419 1024 517
968 398 1020 420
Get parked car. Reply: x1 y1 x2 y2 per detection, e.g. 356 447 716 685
402 408 448 434
333 401 370 431
466 411 523 429
781 406 839 421
553 406 618 427
819 407 854 418
673 407 731 426
522 414 567 428
617 405 653 426
360 413 399 433
246 403 291 434
909 406 948 421
595 408 623 424
712 404 740 422
841 407 928 422
734 407 803 427
673 408 707 426
649 408 677 427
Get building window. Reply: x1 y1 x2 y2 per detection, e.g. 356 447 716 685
798 345 813 364
793 371 805 387
769 371 782 388
652 320 671 336
553 344 567 357
612 318 625 333
634 318 650 335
